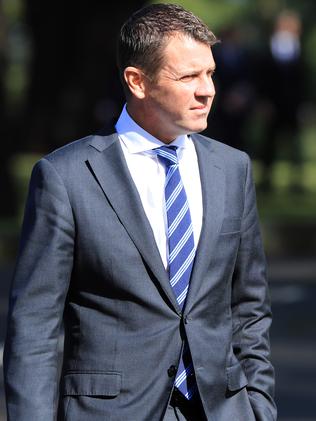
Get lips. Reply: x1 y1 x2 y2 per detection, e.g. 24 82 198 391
191 105 209 112
191 104 208 111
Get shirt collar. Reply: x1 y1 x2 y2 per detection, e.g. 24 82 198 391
115 104 190 154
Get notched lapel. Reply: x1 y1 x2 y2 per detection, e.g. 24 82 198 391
185 136 226 313
87 133 181 314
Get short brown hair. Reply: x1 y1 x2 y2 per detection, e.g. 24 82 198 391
117 3 217 91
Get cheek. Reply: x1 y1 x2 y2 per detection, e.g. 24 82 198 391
150 86 193 116
164 89 193 111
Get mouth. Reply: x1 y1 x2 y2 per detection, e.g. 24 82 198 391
191 103 209 110
190 105 209 113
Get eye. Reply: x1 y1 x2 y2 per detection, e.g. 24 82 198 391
207 69 215 78
179 74 196 82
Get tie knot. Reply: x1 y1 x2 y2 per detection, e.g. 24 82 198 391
155 146 178 168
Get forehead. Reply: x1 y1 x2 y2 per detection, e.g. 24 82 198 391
160 34 215 72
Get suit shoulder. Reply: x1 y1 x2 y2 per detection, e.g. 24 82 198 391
193 134 253 194
29 132 118 184
40 132 117 166
44 135 93 162
193 133 249 165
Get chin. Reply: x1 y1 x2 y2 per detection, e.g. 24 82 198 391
191 120 208 133
177 119 208 136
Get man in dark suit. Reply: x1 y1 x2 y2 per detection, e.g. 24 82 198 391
4 4 276 420
258 10 304 192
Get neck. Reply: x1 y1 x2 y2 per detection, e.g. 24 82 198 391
126 102 176 144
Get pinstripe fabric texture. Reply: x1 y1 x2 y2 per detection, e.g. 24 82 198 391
156 146 197 400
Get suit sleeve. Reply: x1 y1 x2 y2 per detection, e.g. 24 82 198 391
231 154 277 421
3 158 75 421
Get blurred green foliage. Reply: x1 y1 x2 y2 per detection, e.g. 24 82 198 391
151 0 250 31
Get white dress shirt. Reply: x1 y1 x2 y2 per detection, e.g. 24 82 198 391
115 105 203 269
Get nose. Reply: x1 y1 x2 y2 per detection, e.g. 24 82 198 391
196 74 215 98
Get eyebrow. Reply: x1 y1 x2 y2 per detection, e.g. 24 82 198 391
179 64 216 75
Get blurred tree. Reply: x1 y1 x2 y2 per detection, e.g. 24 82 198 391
20 0 146 152
1 0 149 217
0 0 17 217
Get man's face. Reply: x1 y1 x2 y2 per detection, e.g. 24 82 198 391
141 34 216 143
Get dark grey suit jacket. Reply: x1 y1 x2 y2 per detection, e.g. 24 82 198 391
4 131 276 420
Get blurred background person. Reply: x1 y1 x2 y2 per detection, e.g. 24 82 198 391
257 10 305 192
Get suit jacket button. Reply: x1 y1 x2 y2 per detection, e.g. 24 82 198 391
184 315 192 324
168 365 177 377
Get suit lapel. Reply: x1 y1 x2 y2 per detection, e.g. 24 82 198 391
87 133 182 314
184 135 226 314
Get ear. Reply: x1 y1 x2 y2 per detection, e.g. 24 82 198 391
124 67 147 99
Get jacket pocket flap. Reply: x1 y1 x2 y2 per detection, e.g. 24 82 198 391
62 371 121 397
220 218 241 234
227 363 248 391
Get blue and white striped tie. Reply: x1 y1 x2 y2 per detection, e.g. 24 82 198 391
156 145 197 400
